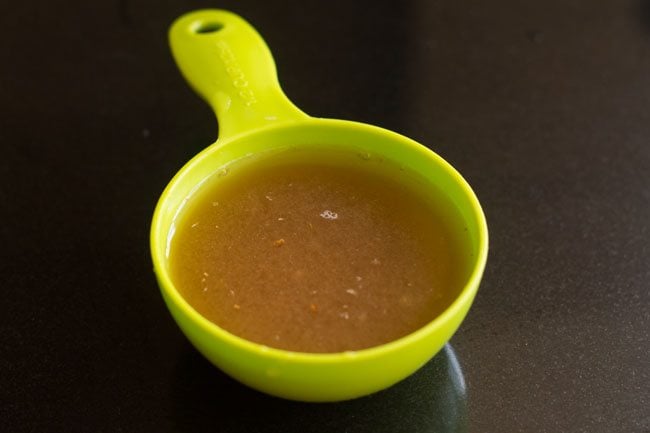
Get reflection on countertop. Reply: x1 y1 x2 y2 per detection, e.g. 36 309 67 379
172 344 467 433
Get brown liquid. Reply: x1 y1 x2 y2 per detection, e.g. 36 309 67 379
169 152 466 353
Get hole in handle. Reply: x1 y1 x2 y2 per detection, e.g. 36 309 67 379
194 21 223 34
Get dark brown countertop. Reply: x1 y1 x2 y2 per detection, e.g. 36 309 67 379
2 0 648 432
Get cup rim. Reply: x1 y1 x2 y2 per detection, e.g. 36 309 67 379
150 118 488 363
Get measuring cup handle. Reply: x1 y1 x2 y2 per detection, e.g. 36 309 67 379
169 10 308 139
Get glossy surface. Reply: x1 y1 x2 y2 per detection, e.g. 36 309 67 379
2 0 648 430
170 154 467 353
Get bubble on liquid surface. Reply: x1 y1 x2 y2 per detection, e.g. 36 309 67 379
320 210 338 220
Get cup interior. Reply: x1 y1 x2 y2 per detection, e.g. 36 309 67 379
153 118 486 292
150 118 487 400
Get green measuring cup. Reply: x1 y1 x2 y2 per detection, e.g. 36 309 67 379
151 9 488 402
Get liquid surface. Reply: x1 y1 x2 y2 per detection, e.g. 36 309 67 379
169 154 466 353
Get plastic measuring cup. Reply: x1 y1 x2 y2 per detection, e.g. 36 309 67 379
151 9 488 402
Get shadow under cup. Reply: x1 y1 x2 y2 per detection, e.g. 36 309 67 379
150 118 488 402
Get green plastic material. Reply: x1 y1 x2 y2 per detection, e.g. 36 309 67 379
151 9 488 402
